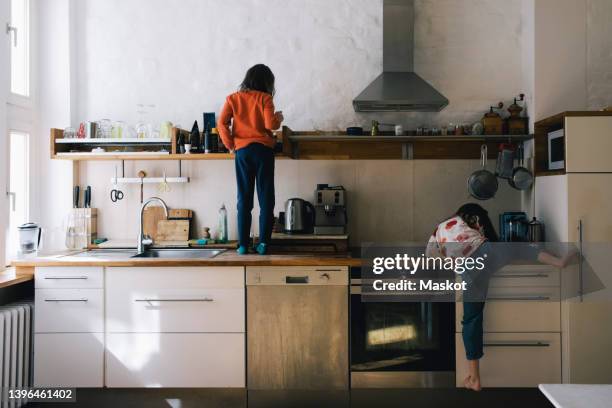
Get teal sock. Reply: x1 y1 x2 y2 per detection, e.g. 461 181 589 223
237 246 248 255
256 243 268 255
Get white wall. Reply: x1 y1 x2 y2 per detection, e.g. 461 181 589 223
72 0 526 130
62 0 528 246
36 0 76 248
33 0 612 247
587 0 612 109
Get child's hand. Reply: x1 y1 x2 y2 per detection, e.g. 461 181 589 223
274 111 284 123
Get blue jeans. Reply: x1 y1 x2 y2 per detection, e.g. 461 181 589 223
462 302 485 360
235 143 275 247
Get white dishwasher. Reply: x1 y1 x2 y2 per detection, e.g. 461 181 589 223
246 266 349 390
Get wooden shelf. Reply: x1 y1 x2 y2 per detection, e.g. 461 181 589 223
54 152 235 161
287 134 533 142
281 127 533 160
56 138 171 144
50 127 534 161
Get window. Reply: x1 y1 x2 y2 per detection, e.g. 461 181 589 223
9 0 30 97
5 131 30 262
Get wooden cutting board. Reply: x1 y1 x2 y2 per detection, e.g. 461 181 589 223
156 220 190 242
143 208 192 239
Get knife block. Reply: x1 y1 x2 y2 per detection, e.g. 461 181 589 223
67 208 98 248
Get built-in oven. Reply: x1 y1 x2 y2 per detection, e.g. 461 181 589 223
350 267 455 388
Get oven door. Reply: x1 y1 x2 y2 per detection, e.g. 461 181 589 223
350 284 455 388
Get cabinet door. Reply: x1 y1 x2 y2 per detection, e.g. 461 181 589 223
34 333 104 387
565 116 612 173
455 333 561 387
35 289 104 333
456 301 561 333
35 267 103 289
567 173 612 242
105 333 245 387
247 285 348 390
106 287 244 333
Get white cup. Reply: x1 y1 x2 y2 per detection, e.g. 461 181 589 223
184 144 192 154
395 125 404 136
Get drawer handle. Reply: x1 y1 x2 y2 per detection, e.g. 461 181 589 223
487 296 551 301
316 269 342 272
44 298 88 302
495 274 549 278
134 298 214 303
484 341 550 348
286 276 309 284
44 276 88 280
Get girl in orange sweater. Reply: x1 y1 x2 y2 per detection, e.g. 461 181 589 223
218 64 284 255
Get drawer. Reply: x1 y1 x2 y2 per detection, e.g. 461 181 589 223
34 333 104 387
246 266 348 285
106 287 244 333
105 333 245 387
490 265 560 288
455 332 561 387
35 267 103 289
35 289 104 333
106 267 244 290
456 301 560 333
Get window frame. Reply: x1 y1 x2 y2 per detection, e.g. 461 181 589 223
7 0 33 107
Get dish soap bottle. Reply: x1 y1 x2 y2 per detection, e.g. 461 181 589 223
218 204 228 243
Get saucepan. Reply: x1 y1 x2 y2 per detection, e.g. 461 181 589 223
508 144 533 190
468 144 498 200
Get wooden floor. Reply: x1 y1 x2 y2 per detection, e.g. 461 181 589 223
26 388 554 408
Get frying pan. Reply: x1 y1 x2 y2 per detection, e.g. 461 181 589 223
468 144 498 200
508 144 533 190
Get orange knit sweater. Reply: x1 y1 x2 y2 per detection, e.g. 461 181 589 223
217 90 281 151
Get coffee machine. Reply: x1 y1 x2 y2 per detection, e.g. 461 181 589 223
313 185 347 235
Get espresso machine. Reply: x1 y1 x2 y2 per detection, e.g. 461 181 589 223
313 184 347 235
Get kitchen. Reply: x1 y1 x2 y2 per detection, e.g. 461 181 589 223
1 0 612 407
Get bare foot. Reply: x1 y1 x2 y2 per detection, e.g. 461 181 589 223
464 374 482 391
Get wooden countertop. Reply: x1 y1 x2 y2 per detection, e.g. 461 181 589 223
0 267 34 288
10 250 362 268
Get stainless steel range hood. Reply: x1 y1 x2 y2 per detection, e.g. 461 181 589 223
353 0 449 112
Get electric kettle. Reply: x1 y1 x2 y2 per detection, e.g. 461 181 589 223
284 198 315 234
18 223 42 254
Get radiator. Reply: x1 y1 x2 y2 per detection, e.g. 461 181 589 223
0 301 33 408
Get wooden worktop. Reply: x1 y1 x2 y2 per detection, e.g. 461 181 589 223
10 251 362 268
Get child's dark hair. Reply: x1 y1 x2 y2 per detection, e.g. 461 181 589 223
239 64 275 96
455 203 499 242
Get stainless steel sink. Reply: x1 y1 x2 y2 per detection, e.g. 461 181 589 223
131 248 226 259
65 248 226 260
66 249 138 259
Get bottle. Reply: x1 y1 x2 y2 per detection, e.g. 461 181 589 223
204 129 211 153
218 204 228 243
210 128 220 153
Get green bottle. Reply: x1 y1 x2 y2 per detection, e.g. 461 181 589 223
218 204 228 243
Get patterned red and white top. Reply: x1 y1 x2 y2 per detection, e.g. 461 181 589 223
426 215 486 259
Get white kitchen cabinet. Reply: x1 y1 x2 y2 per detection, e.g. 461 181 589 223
565 116 612 173
106 287 244 333
536 170 612 383
34 267 105 388
35 267 103 289
104 267 246 388
34 333 104 387
456 301 560 333
105 333 245 388
455 333 561 388
35 288 104 333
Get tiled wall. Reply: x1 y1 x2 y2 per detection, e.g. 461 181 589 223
81 159 522 244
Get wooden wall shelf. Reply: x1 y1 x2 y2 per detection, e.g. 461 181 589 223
50 127 533 161
281 127 533 160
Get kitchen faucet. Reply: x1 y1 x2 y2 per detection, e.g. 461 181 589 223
138 197 169 254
